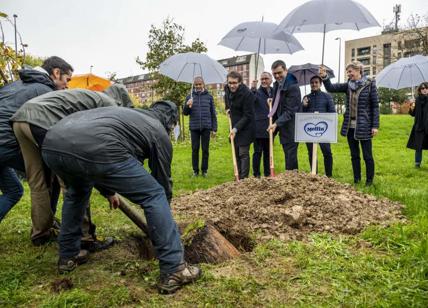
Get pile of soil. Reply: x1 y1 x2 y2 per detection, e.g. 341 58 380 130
172 172 405 242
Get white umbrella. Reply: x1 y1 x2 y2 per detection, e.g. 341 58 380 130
275 0 380 64
376 55 428 90
219 21 303 55
159 52 227 85
219 21 303 78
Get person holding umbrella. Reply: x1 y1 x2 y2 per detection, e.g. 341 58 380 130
319 62 379 186
407 82 428 168
267 60 301 171
302 75 335 177
251 72 273 177
224 71 256 180
183 77 217 177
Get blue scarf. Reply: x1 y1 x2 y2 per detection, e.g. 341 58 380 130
348 76 368 91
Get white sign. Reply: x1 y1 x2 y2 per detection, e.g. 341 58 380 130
295 113 338 143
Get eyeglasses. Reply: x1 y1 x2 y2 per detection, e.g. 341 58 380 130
421 87 427 90
228 81 239 85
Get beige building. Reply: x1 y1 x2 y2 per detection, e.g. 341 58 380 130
117 53 264 103
344 26 428 78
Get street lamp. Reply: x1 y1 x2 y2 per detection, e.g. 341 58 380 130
335 37 342 83
13 14 18 56
90 65 93 74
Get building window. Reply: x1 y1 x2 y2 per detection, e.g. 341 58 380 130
397 41 402 49
351 48 355 57
372 55 377 65
360 57 370 65
404 39 420 49
357 46 371 56
383 43 391 67
363 68 371 76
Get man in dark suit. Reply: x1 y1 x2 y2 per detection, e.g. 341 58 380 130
268 60 302 170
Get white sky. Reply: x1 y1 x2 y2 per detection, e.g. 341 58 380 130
1 0 426 80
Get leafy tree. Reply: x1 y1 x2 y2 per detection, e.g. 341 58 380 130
136 17 207 140
377 87 409 114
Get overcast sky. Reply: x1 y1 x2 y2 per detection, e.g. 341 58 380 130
1 0 426 80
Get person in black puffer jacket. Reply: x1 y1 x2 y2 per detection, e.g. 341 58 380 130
320 61 380 186
0 56 73 223
224 71 256 179
302 75 335 177
407 82 428 168
183 77 217 177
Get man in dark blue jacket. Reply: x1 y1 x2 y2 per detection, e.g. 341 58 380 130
251 72 273 177
183 77 217 177
225 71 256 179
268 60 302 170
0 56 73 223
302 76 335 177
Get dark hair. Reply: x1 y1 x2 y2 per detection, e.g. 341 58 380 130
271 60 287 70
310 75 322 83
417 82 428 96
41 56 73 76
227 71 242 83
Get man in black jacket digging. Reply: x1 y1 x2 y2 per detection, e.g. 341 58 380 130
224 71 256 179
0 56 72 223
41 101 201 294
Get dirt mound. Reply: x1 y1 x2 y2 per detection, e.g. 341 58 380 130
172 172 405 242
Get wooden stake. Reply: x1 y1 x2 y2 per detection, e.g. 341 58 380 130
228 114 240 182
268 98 275 177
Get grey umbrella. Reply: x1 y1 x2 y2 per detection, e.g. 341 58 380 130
289 63 335 86
376 55 428 94
275 0 380 64
159 52 227 85
219 20 304 77
376 55 428 97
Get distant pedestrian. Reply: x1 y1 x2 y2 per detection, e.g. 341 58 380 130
183 77 217 177
224 71 256 179
302 76 335 177
320 62 379 186
251 72 273 177
407 82 428 168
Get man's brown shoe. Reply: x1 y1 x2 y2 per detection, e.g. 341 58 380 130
157 263 202 294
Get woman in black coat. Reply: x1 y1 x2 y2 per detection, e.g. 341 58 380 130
407 82 428 168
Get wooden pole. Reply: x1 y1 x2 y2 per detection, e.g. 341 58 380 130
268 98 275 177
311 111 319 175
117 195 149 236
228 114 240 182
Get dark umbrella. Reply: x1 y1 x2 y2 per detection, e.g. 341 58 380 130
288 63 335 94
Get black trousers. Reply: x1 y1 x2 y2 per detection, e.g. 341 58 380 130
234 144 251 179
306 142 333 177
347 128 374 183
252 138 270 177
282 142 299 170
190 129 211 174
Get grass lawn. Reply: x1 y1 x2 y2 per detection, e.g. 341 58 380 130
0 114 427 307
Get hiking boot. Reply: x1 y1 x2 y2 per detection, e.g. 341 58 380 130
202 172 208 178
157 263 202 294
192 172 199 177
81 237 114 253
415 163 421 168
58 250 89 274
365 180 373 187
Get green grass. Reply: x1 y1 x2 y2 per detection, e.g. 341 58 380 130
1 114 427 307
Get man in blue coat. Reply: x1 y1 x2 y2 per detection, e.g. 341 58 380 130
251 72 273 177
302 76 335 177
183 77 217 177
0 56 73 223
268 60 302 170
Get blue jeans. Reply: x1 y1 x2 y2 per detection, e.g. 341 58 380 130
0 146 25 222
42 152 184 275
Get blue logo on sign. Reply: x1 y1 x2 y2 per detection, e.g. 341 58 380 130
304 121 328 137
